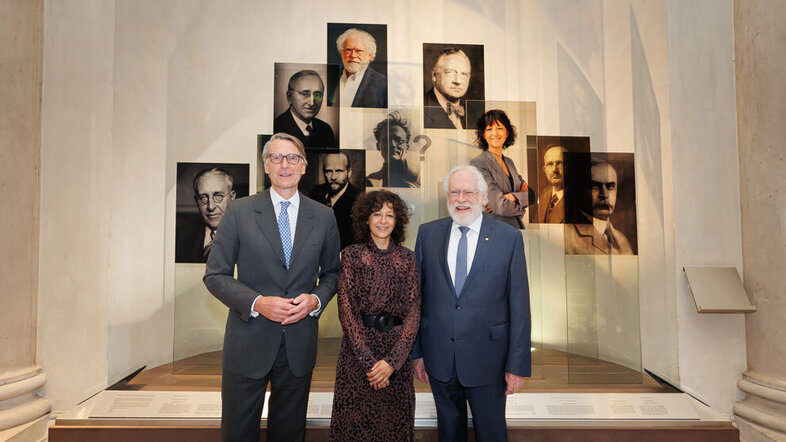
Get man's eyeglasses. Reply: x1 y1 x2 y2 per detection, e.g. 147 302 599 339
293 90 324 100
267 153 304 165
196 192 229 205
449 190 477 199
343 48 365 56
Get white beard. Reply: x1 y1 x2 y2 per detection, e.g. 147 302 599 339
448 201 482 227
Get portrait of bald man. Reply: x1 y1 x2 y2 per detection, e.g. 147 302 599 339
274 66 337 149
175 163 250 264
423 43 485 129
307 151 365 250
326 23 388 109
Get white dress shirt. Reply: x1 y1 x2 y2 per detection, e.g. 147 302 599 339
446 214 483 285
251 189 321 317
339 66 367 107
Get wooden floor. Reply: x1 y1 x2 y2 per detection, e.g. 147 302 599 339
121 338 671 393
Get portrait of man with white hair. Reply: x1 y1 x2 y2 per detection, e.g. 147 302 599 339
327 23 388 109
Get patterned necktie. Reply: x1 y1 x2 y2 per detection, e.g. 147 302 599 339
455 226 469 296
279 201 292 268
305 124 313 137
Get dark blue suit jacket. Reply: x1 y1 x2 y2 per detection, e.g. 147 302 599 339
412 215 531 387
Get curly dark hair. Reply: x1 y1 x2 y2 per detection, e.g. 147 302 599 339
351 190 410 245
475 109 517 150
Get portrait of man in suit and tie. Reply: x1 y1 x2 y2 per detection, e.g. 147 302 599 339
326 24 388 109
175 163 249 264
307 151 365 250
412 165 531 442
422 44 485 129
564 152 638 255
528 135 590 224
274 66 338 149
204 133 340 441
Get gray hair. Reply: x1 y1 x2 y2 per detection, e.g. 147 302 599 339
261 133 308 166
193 168 234 196
336 28 377 61
443 165 488 196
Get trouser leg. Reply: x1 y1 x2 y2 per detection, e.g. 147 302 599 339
266 340 313 442
221 368 268 442
466 379 508 442
428 367 468 442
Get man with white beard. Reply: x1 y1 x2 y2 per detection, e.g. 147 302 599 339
411 165 531 442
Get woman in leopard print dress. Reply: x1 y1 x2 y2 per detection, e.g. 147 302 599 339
329 190 420 442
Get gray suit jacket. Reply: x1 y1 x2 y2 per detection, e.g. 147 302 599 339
204 189 340 378
470 150 529 229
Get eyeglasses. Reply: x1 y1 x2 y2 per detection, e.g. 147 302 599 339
293 90 324 100
267 153 304 165
449 190 477 199
343 48 365 56
196 192 229 205
440 69 470 79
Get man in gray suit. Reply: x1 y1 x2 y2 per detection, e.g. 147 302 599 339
204 133 340 442
412 165 531 442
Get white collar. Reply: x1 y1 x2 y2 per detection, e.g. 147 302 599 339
289 109 313 135
270 187 300 209
342 65 368 81
451 213 483 234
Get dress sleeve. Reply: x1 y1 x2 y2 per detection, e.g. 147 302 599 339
337 247 377 372
383 251 422 371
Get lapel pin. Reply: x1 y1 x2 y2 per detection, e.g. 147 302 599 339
485 237 489 241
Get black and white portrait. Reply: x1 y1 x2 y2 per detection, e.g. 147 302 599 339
175 163 250 263
365 110 421 188
562 152 637 255
422 43 485 129
302 150 366 250
527 136 591 224
273 63 339 149
326 23 388 109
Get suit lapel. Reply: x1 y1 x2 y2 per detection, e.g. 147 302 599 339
483 151 509 192
290 193 315 266
461 216 493 295
437 218 457 297
352 68 370 107
254 189 287 267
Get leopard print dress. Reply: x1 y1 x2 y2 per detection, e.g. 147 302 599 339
329 242 421 442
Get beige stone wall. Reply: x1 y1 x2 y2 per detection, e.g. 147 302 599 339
0 0 43 377
734 0 786 439
735 0 786 382
0 0 50 438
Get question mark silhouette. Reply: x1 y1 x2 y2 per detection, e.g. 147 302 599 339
414 135 432 161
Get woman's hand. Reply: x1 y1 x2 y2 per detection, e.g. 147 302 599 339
503 193 517 202
367 359 394 389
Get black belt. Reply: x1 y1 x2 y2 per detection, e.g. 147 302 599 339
362 312 403 332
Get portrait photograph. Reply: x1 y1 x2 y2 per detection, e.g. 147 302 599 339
527 135 591 224
273 63 339 149
422 43 485 130
326 23 388 109
363 108 422 189
562 152 638 255
175 162 250 264
302 149 366 250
